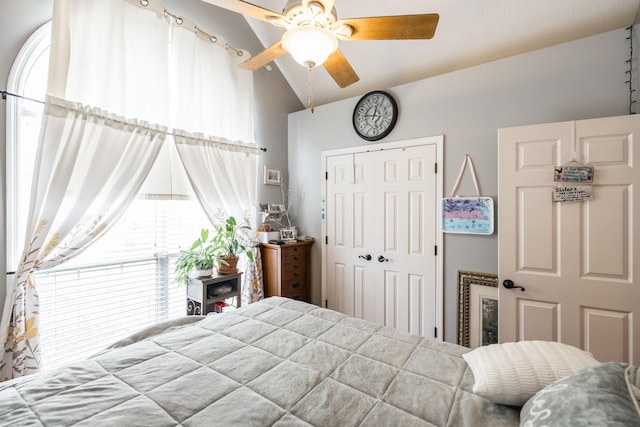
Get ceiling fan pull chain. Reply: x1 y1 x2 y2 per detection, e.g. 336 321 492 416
308 65 315 113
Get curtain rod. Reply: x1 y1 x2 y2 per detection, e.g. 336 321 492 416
132 0 247 59
1 90 43 105
1 90 267 152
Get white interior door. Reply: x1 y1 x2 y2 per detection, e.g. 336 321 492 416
498 115 640 364
323 137 443 338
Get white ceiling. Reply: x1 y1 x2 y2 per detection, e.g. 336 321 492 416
233 0 640 107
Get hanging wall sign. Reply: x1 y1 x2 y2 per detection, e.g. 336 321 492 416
442 154 494 235
554 166 594 183
553 185 593 202
443 197 495 234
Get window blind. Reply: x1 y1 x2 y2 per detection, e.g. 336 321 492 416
36 198 210 369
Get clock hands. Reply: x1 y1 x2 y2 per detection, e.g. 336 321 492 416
364 106 382 122
364 105 379 118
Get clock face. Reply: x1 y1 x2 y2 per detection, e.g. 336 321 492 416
352 91 398 141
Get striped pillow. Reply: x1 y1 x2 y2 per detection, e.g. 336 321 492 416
462 341 599 406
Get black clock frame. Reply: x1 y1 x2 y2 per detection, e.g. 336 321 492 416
352 90 398 142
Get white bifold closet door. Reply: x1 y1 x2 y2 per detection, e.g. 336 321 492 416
323 137 442 339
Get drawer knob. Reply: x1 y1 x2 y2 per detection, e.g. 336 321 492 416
292 282 300 288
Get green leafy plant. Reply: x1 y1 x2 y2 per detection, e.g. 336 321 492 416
213 216 255 261
174 228 223 285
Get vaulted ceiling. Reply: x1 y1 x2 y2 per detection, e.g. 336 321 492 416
202 0 640 107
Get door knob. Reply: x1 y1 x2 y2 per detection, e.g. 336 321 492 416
503 279 525 292
358 254 372 261
378 255 389 262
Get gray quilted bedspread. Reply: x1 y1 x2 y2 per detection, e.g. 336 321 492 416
0 297 519 426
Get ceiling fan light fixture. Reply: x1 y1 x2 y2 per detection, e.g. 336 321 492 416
282 26 338 68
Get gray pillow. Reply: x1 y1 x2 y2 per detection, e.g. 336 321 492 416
520 362 640 427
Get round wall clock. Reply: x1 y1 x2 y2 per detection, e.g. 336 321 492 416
352 90 398 141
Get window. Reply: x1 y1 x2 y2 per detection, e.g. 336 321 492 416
35 199 209 368
7 23 211 370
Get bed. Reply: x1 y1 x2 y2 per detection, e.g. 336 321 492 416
0 297 638 426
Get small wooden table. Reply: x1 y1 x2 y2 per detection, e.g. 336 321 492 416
186 272 242 315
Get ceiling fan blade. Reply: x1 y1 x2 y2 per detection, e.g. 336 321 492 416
201 0 284 24
323 49 360 88
237 42 287 70
339 14 439 40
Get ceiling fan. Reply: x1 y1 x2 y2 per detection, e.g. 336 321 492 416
202 0 439 88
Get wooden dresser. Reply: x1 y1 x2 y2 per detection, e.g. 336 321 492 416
260 239 314 302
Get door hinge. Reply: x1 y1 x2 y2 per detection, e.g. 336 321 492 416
325 171 328 180
434 162 438 174
325 299 328 308
434 245 438 256
434 327 438 338
325 236 328 245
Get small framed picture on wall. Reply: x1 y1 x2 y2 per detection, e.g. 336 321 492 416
264 165 282 185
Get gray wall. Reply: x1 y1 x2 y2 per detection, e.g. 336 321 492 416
0 0 301 317
288 27 634 343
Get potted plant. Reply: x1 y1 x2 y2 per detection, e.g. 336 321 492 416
174 228 222 285
213 215 254 274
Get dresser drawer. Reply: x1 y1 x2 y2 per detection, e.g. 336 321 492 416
281 279 308 301
282 264 306 282
281 246 306 263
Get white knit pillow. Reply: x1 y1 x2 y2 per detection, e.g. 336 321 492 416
462 340 599 406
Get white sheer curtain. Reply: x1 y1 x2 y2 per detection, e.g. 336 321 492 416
170 17 254 141
174 132 259 221
48 0 171 122
170 16 260 304
1 0 257 380
0 97 166 379
174 133 263 304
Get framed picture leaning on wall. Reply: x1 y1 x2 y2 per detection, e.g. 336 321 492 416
457 270 499 348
